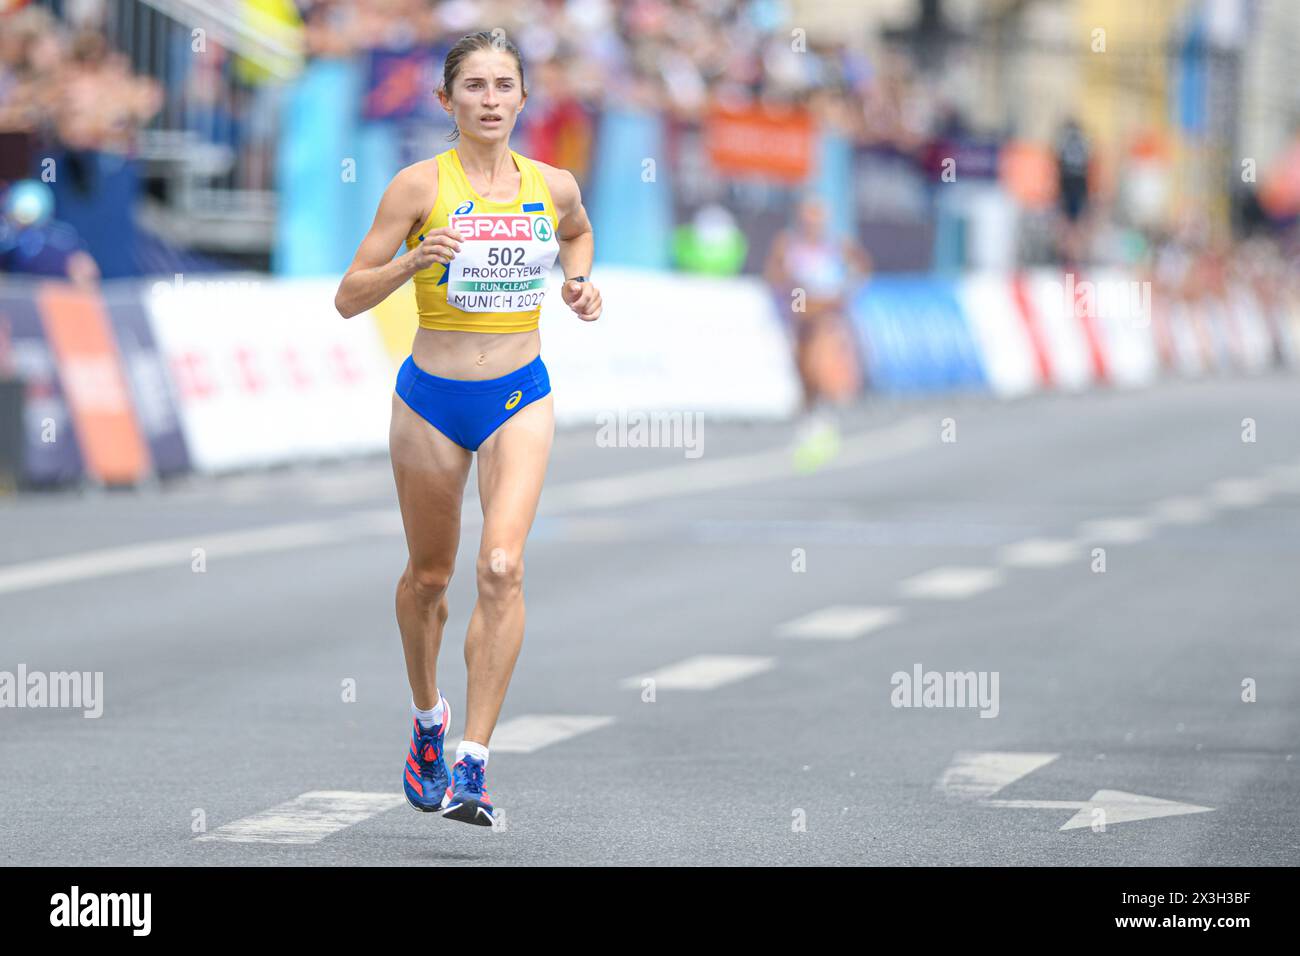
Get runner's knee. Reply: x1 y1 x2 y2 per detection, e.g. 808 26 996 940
476 546 523 600
402 564 453 604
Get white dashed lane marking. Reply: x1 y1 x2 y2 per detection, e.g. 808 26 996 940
1265 462 1300 492
899 566 1004 600
1075 517 1152 544
620 654 776 691
775 605 902 640
1148 496 1214 525
449 714 616 754
997 537 1081 568
1209 477 1271 508
195 791 403 845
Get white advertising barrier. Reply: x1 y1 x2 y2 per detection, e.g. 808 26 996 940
1278 288 1300 365
1199 296 1260 373
955 272 1041 399
1200 298 1240 371
1163 300 1211 377
1021 270 1096 392
1248 289 1294 366
536 265 801 425
1223 284 1275 373
145 274 393 473
1082 267 1159 389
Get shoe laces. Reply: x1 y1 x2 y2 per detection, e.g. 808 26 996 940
455 758 485 796
416 725 442 776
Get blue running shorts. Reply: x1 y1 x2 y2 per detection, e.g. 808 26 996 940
395 353 551 451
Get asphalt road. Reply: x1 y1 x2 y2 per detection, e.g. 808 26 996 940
2 375 1299 865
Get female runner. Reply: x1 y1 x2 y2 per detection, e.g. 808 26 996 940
334 31 601 826
764 194 870 470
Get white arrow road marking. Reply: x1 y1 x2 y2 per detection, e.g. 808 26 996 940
986 790 1215 830
997 538 1081 568
196 790 403 845
899 566 1003 599
620 654 775 690
449 714 615 754
776 605 902 640
935 751 1060 798
936 752 1215 830
1076 517 1152 544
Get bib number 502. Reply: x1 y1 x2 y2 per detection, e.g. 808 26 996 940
487 246 526 266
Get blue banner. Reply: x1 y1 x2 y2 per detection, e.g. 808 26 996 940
848 276 987 394
275 60 365 276
363 47 439 122
589 109 671 270
103 283 191 477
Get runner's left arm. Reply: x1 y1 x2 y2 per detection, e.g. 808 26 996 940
548 167 601 322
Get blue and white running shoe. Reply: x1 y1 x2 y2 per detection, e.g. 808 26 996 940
441 754 495 826
402 698 451 813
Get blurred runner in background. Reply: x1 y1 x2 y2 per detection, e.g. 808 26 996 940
765 194 871 471
1054 117 1092 267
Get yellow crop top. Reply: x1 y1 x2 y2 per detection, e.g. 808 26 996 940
405 148 560 333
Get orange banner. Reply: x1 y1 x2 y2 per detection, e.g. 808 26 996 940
704 102 815 182
37 282 151 485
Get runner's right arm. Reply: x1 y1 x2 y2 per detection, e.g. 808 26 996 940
334 168 462 319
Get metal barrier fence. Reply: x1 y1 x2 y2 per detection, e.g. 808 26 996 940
32 0 303 256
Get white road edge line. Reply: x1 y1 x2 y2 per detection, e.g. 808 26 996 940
0 521 350 596
0 415 935 596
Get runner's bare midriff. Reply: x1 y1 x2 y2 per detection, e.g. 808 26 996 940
411 325 541 380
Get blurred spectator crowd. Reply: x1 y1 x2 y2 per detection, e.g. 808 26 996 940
0 0 1296 294
293 0 920 144
0 3 162 156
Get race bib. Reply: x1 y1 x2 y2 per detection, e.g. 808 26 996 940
447 213 558 313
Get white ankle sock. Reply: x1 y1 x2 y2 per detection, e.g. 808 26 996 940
412 694 444 729
456 740 489 766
